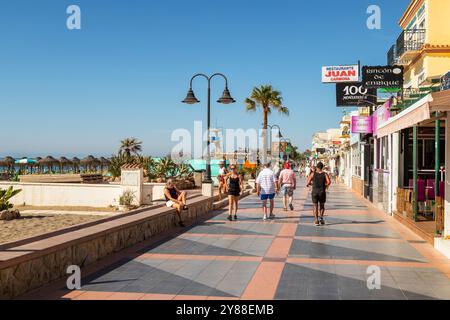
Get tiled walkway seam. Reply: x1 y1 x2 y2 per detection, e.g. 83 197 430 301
241 188 307 300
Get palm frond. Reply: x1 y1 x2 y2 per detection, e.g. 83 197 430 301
245 98 257 112
278 106 290 116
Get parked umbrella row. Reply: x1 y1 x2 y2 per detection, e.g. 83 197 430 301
0 155 112 174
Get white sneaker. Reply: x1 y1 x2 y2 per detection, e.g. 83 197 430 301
263 215 268 221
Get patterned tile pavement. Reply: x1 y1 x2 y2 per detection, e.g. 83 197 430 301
22 179 450 300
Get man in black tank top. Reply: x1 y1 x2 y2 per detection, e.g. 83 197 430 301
307 162 331 226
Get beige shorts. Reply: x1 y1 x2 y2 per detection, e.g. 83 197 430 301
166 200 175 208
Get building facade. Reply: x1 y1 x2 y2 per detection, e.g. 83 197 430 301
313 0 450 258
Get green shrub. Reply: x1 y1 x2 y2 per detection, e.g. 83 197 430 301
119 190 136 206
0 187 22 211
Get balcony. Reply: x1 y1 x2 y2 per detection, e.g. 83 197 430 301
395 29 426 65
387 45 398 66
392 85 441 113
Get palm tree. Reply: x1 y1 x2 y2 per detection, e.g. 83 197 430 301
109 151 128 179
245 85 289 163
134 155 155 178
120 138 143 159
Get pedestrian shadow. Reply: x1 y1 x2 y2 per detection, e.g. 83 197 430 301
298 215 386 226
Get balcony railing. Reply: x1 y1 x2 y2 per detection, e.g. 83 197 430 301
396 29 426 58
387 45 398 66
393 86 440 113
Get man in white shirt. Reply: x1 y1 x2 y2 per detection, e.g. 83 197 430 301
256 163 279 221
305 165 311 178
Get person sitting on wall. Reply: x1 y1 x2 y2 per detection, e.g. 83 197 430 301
164 179 188 227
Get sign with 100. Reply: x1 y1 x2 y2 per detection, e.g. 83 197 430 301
336 82 377 107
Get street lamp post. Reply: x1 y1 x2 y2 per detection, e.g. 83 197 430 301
280 138 292 162
182 73 235 185
265 124 282 163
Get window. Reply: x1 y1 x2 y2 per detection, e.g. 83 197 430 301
352 144 362 177
376 137 390 171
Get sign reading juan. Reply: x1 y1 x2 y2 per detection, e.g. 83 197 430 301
322 65 359 83
362 66 404 88
336 82 377 107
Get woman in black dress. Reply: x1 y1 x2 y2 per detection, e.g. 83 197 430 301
226 165 244 221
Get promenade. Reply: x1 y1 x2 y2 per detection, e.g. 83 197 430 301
24 179 450 300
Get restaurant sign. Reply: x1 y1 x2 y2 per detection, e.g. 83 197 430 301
322 65 359 83
351 116 373 134
336 82 377 107
362 66 404 88
372 99 392 136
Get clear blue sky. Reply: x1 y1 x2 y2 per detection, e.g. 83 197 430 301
0 0 410 157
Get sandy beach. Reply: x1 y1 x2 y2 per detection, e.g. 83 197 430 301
0 213 105 245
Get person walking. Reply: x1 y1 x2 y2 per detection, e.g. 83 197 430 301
304 164 311 179
278 162 296 211
218 161 228 200
307 162 331 226
164 179 188 227
333 166 339 184
256 162 279 221
226 165 244 221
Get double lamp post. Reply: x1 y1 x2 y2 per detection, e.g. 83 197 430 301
182 73 235 186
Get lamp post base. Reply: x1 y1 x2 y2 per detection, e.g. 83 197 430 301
202 182 214 197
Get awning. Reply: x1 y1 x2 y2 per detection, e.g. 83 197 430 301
429 90 450 112
377 90 450 138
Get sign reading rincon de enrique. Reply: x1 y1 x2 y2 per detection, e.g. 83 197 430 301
362 66 404 89
322 65 360 83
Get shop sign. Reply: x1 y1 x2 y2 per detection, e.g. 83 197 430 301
362 66 404 88
336 82 377 107
351 116 373 134
372 100 392 136
322 65 359 83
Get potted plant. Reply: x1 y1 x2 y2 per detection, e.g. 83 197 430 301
119 189 136 211
0 187 22 221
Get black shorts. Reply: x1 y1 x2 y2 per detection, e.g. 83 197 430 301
228 190 241 197
312 192 326 204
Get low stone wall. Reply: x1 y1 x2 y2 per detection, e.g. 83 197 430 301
147 183 167 201
0 196 213 299
0 182 123 208
351 177 364 196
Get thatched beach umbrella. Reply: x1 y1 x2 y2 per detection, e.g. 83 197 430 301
71 157 81 173
1 156 16 174
34 157 42 173
39 156 58 173
59 157 72 173
81 155 100 172
99 157 111 173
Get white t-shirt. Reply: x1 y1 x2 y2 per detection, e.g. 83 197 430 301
256 168 277 195
305 166 311 177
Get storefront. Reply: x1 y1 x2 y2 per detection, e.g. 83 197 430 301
372 100 394 213
351 135 364 196
377 90 450 240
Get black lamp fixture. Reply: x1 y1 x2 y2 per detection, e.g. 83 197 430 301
182 89 200 104
182 73 235 184
217 87 236 104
